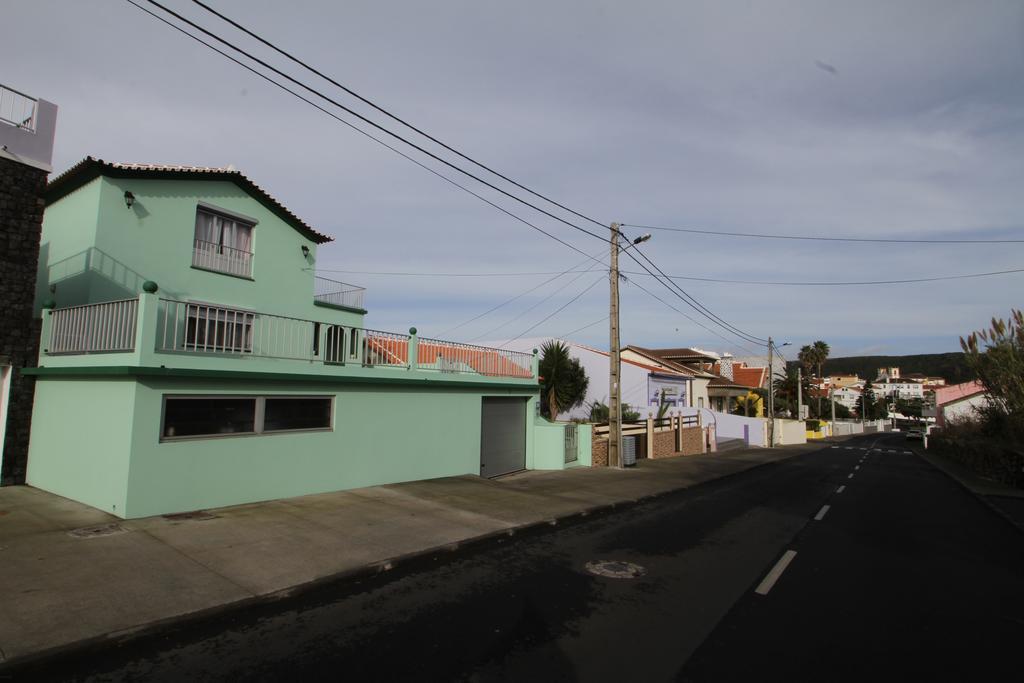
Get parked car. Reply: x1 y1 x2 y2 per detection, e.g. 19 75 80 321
906 428 924 440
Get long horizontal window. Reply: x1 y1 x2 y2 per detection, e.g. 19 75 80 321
161 396 333 440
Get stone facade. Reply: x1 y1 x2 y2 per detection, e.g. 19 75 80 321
652 430 677 458
591 436 608 467
679 425 703 456
1 155 47 484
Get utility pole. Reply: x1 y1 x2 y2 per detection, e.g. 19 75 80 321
767 336 774 447
797 366 802 420
830 387 836 428
608 222 622 469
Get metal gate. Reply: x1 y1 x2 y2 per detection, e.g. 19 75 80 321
564 425 578 464
480 397 527 478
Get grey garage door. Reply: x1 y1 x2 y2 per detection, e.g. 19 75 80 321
480 397 527 478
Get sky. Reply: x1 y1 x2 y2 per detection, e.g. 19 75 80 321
5 0 1023 359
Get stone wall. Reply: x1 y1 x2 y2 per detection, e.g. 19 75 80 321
651 430 677 458
1 156 47 484
591 436 608 467
679 426 703 456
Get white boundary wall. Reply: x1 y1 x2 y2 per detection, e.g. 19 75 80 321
681 407 768 447
773 419 807 445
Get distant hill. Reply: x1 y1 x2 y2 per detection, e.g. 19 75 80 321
788 353 974 384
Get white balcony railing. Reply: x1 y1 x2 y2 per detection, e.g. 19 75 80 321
314 276 366 310
416 338 533 378
45 297 535 380
0 84 37 132
192 239 253 278
47 299 138 354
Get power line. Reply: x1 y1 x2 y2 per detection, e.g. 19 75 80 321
469 265 598 342
189 0 610 233
311 268 601 278
438 248 607 338
557 316 609 339
649 267 1024 286
122 0 603 264
620 274 762 357
623 241 768 344
138 0 608 246
623 223 1024 245
310 265 1024 286
499 274 606 348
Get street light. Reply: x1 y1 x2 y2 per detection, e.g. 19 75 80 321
767 339 791 447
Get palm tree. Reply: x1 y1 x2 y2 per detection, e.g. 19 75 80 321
811 340 830 416
538 340 589 421
797 341 831 417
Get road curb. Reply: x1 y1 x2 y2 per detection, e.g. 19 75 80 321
913 449 1024 536
0 443 819 673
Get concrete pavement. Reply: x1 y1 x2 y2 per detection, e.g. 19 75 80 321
0 440 826 667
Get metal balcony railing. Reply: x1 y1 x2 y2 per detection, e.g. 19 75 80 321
47 299 138 354
45 297 534 380
0 84 37 132
159 300 309 360
314 276 366 310
192 239 253 278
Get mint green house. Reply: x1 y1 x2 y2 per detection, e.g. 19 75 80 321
24 158 589 518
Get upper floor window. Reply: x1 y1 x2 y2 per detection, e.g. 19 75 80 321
193 206 254 278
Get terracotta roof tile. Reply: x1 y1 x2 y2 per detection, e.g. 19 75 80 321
46 156 333 244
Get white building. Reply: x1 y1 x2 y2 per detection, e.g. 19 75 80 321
498 338 703 420
833 387 862 410
873 379 925 401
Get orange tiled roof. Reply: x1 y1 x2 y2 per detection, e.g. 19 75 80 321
46 156 333 244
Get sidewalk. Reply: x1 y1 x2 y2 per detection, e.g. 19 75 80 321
0 440 826 666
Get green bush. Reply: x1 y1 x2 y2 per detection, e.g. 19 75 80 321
805 419 821 432
930 426 1024 488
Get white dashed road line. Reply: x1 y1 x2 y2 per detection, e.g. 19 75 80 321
755 550 798 596
836 485 846 493
814 505 831 521
855 465 860 470
848 473 855 479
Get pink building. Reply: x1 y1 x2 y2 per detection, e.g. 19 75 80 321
933 381 989 428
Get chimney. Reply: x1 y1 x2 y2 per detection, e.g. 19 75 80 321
720 353 734 381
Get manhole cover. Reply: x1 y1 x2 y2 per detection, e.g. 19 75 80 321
585 560 646 579
67 523 127 539
163 510 218 522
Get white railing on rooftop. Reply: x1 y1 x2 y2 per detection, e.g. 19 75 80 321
192 239 253 279
47 299 138 354
314 276 366 310
416 338 533 378
45 297 533 380
0 84 37 132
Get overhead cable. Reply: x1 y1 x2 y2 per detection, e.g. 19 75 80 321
138 0 608 244
189 0 610 232
622 223 1024 245
122 0 602 263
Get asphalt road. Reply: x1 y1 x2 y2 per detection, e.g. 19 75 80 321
9 434 1024 682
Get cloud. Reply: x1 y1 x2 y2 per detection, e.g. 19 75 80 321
4 0 1023 357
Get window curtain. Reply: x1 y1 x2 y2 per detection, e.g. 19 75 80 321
221 218 253 254
195 210 253 253
194 211 219 245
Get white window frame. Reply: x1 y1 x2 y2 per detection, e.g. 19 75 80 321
192 205 256 278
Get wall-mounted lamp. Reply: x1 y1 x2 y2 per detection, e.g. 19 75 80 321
124 191 135 209
301 245 310 258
